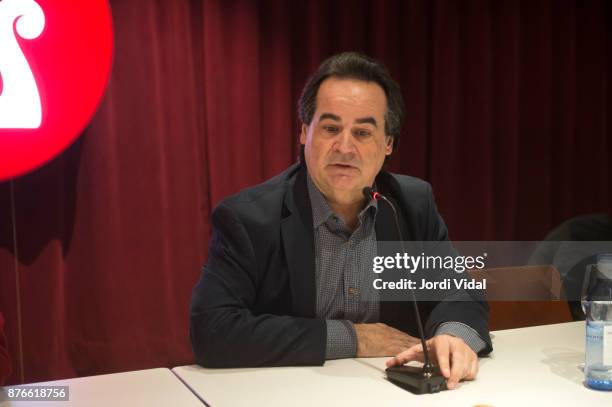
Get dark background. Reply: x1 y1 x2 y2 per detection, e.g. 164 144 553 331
1 0 610 384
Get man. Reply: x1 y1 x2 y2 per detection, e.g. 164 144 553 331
190 52 491 389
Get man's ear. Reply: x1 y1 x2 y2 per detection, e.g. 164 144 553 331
300 124 308 145
385 135 394 155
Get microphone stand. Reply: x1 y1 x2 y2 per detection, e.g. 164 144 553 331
364 187 447 394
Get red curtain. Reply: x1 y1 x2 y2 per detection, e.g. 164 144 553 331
0 0 610 384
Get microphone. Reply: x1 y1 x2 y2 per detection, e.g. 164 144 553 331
363 187 447 394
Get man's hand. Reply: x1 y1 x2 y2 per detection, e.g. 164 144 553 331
385 334 479 389
354 323 420 357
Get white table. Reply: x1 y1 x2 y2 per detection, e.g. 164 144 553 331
0 368 203 406
173 321 612 406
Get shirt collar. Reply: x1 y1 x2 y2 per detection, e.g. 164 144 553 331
306 172 377 228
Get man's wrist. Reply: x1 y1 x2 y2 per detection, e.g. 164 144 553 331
325 320 357 359
434 321 486 354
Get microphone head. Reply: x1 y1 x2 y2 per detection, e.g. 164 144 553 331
362 186 373 198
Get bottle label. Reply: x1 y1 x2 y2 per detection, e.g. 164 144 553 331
605 325 612 366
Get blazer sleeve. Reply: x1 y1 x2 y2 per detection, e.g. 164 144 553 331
421 184 493 356
190 202 326 367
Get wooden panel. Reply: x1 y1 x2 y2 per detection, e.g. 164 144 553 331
488 301 573 330
470 266 574 330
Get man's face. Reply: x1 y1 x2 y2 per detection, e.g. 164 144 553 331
300 77 393 205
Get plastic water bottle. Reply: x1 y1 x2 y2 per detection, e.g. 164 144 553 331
583 254 612 391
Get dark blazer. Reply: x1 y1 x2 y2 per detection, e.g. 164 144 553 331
190 163 492 368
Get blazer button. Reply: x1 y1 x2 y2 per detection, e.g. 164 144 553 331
348 287 358 296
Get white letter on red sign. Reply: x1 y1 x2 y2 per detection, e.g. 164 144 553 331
0 0 45 129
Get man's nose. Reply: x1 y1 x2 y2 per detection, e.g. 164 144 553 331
334 130 356 154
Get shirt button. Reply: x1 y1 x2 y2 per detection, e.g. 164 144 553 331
348 287 358 296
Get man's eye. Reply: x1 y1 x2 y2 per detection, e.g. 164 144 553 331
324 126 339 133
354 129 371 137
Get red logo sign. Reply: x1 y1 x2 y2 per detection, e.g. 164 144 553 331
0 0 113 180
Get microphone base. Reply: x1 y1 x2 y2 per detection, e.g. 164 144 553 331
385 365 447 394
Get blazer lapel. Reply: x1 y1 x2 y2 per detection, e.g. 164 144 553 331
375 195 397 242
281 166 317 318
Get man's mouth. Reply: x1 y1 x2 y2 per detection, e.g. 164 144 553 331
329 163 357 169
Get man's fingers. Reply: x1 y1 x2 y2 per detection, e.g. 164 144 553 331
388 343 411 357
433 337 451 379
448 345 466 389
385 356 400 368
388 335 481 391
466 356 479 380
394 344 421 362
385 343 424 367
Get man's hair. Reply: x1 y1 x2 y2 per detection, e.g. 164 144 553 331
298 52 405 157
